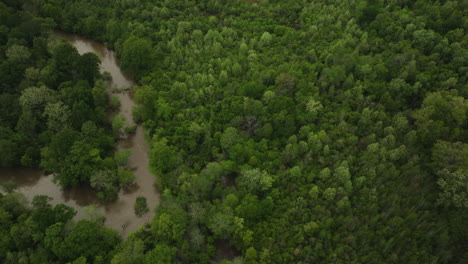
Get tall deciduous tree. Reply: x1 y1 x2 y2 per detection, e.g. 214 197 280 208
121 37 153 76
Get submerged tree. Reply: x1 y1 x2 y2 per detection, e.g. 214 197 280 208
134 196 149 217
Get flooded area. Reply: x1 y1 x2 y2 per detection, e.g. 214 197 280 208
0 32 159 237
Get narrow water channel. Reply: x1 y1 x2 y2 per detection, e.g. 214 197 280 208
0 32 159 237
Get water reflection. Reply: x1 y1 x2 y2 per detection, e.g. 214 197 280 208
0 168 43 188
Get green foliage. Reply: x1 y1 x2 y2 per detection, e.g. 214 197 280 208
44 101 71 132
112 115 126 135
437 169 468 208
110 95 121 110
45 220 120 262
134 197 149 217
111 238 145 264
220 127 241 150
0 180 16 193
84 204 105 224
124 125 137 135
0 193 78 262
6 44 31 62
433 141 468 208
144 244 176 264
414 93 467 144
90 170 119 201
121 37 153 77
432 141 468 172
237 169 273 195
117 168 135 187
69 256 87 264
19 86 56 111
0 5 122 205
149 138 180 180
2 0 468 263
114 150 131 167
56 140 101 187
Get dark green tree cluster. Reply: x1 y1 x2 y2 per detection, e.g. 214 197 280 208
5 0 468 263
0 193 120 263
134 196 149 217
0 1 135 201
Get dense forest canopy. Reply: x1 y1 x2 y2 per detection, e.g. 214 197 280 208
0 0 467 263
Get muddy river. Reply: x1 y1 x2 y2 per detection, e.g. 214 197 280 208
0 32 159 237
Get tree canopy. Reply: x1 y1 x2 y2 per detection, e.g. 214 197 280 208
1 0 467 263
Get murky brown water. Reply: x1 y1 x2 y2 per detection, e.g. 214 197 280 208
0 32 159 237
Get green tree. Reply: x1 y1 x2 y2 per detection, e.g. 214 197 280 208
0 180 16 193
245 247 258 264
432 141 468 172
207 206 235 239
56 140 101 187
144 244 176 264
68 257 87 264
78 52 100 84
237 169 273 194
149 138 180 178
414 93 467 144
259 32 272 47
90 170 118 201
220 127 241 150
45 220 120 262
6 44 31 62
117 169 135 187
134 197 149 217
275 73 297 93
112 115 126 136
44 102 71 132
84 204 105 224
111 239 145 264
19 86 56 112
114 150 131 167
0 139 19 167
437 169 468 208
121 37 153 76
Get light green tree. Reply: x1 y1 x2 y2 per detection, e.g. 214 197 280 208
238 169 273 194
44 102 71 132
6 44 31 62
